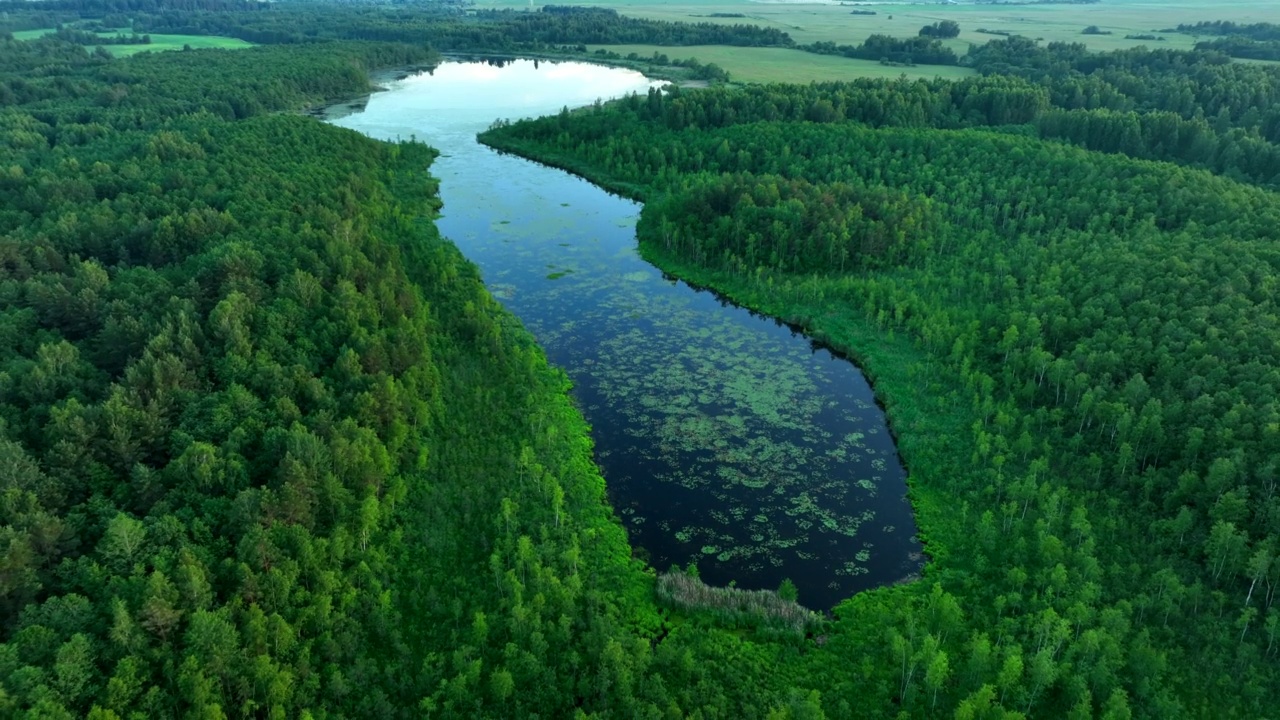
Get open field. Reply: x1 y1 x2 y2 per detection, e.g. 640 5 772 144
592 43 975 82
484 0 1280 53
12 28 253 55
107 34 253 56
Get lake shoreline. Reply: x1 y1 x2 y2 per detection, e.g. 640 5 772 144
479 128 938 590
332 59 924 610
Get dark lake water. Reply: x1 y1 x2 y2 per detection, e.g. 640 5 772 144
329 59 922 610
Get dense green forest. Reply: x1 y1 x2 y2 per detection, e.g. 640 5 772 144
482 46 1280 715
0 30 813 720
6 1 1280 717
489 40 1280 188
1193 37 1280 62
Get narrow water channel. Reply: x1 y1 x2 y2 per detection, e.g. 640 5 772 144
328 59 922 610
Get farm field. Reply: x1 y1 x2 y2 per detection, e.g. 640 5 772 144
485 0 1280 52
12 28 253 55
591 43 976 82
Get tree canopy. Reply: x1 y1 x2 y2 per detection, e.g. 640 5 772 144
5 4 1280 717
483 55 1280 716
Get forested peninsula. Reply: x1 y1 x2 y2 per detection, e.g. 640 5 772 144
481 42 1280 717
2 1 1280 718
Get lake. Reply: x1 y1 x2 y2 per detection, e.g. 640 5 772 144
328 58 922 610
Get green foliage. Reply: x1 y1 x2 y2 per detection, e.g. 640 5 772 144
778 578 799 603
1177 20 1280 42
590 47 732 83
51 26 152 46
485 45 1280 189
967 37 1280 143
803 34 959 66
9 5 1280 717
920 21 961 40
0 28 782 720
642 172 938 274
1194 37 1280 61
485 67 1280 717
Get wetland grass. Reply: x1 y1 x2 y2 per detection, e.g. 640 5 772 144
657 571 824 635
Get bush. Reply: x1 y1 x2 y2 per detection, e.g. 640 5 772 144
919 20 960 39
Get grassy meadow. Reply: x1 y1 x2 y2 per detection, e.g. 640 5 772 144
486 0 1280 53
14 2 1280 77
12 28 253 55
593 43 975 82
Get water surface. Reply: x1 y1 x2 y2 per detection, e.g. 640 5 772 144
330 59 922 610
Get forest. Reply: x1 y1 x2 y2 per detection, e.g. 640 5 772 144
0 30 772 720
1177 21 1280 42
3 1 1280 718
481 39 1280 717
